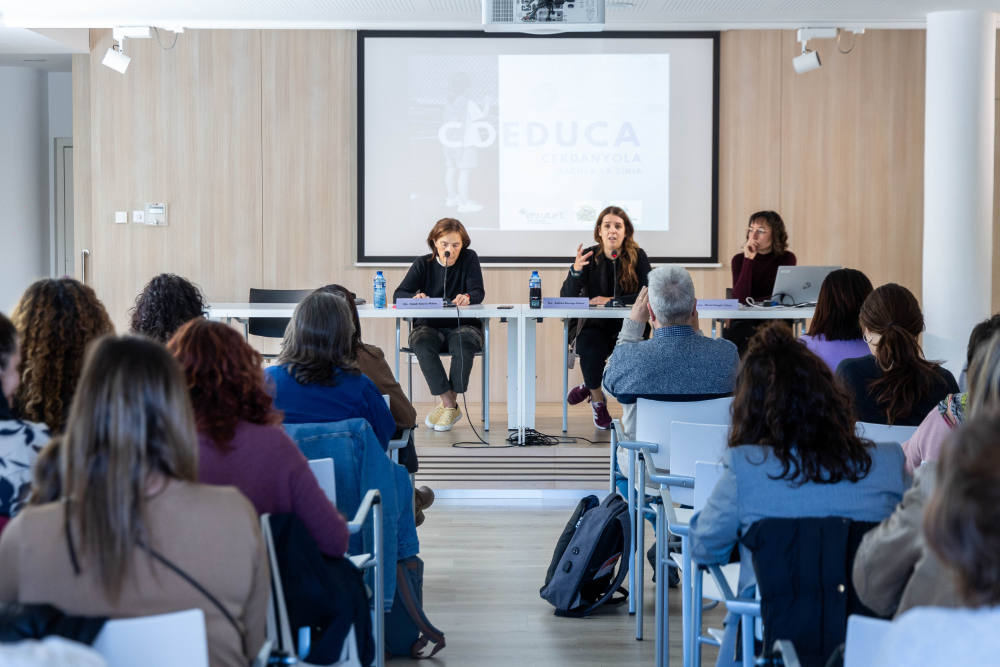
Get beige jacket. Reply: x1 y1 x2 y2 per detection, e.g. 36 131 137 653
852 462 961 617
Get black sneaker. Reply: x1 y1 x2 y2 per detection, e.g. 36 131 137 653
648 543 680 587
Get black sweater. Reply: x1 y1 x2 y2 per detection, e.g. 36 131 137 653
559 246 651 304
393 250 485 329
835 355 959 426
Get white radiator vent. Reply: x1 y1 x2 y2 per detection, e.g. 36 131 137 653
491 0 514 22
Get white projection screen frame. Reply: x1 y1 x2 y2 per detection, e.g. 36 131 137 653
357 31 720 266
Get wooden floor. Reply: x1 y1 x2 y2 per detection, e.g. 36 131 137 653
397 502 726 666
412 402 618 490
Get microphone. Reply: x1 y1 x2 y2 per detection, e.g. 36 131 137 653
608 251 623 308
442 250 456 308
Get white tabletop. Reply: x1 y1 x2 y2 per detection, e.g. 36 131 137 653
523 304 814 320
207 302 521 319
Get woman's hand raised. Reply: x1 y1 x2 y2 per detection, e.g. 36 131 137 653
573 244 594 273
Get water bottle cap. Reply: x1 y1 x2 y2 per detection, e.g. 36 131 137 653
532 271 538 275
376 270 383 275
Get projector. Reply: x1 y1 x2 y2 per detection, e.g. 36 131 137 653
483 0 604 33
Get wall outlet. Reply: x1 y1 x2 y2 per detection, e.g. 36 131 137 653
115 211 128 224
132 210 145 223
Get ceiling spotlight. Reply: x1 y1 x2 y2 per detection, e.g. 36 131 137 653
103 44 130 73
102 27 152 74
793 49 821 74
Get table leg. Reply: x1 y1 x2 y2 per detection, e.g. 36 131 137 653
484 318 490 431
563 318 569 433
394 318 400 382
507 316 520 431
711 318 717 339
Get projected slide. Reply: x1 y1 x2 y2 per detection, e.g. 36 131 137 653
363 33 717 264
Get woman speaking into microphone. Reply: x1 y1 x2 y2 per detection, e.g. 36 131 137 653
560 206 651 429
393 218 485 432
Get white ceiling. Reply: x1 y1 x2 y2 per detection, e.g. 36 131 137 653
0 26 88 54
3 0 1000 30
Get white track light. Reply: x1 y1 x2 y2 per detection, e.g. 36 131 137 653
793 49 821 74
102 45 130 73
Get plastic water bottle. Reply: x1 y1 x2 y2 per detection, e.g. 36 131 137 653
529 271 542 309
374 271 387 309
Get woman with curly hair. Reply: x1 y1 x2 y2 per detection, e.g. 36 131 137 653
129 273 207 343
689 322 908 667
11 278 113 433
168 318 348 557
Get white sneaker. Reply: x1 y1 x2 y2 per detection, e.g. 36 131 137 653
445 197 460 207
434 406 463 432
425 403 446 428
456 200 483 213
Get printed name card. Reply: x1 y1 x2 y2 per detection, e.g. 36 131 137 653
397 298 444 310
696 299 740 311
543 297 589 309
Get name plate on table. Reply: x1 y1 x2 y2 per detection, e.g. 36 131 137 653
397 298 443 310
543 297 589 309
697 299 740 311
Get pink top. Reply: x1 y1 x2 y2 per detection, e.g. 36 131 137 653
900 406 955 476
198 420 349 557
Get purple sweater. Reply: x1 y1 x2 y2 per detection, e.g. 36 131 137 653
198 421 349 557
799 334 871 373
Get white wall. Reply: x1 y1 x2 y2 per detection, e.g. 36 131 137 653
48 71 73 277
0 66 49 314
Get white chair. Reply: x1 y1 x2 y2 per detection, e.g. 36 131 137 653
382 395 411 465
261 488 385 667
843 615 892 667
92 609 209 667
614 397 733 640
309 458 337 505
855 422 919 445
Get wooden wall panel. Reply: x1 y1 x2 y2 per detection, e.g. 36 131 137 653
779 30 926 296
87 29 263 331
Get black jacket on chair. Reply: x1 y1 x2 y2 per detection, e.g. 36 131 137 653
742 517 880 667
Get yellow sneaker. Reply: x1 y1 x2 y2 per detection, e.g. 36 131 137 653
434 406 462 432
425 403 445 428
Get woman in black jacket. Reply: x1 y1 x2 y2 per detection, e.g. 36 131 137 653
560 206 651 429
393 218 485 432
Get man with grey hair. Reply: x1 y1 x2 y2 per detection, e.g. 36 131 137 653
603 265 739 441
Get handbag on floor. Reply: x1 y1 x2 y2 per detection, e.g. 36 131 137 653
384 556 446 659
539 493 632 617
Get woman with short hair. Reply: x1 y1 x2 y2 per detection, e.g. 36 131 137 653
873 411 1000 664
393 218 485 432
0 335 269 667
129 273 208 343
690 323 907 667
561 205 651 429
169 318 349 556
11 278 114 433
837 283 959 426
265 291 396 449
799 268 873 371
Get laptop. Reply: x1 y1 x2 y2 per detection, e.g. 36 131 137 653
770 266 841 306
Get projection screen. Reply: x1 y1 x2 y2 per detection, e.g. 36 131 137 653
358 31 720 265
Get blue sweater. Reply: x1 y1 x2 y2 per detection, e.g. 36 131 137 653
266 364 396 450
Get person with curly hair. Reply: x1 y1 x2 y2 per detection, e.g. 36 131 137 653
168 318 348 557
689 322 908 667
129 273 207 343
11 278 113 433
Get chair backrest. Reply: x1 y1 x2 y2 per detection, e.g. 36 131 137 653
383 394 391 409
843 614 892 667
693 461 724 512
855 422 919 445
92 609 209 667
670 422 730 506
308 458 337 507
636 396 734 470
247 288 314 339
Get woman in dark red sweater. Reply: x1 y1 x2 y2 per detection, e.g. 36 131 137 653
169 318 349 557
724 211 797 354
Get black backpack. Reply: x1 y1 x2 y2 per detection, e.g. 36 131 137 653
539 493 632 617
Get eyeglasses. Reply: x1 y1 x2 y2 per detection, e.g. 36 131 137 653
748 228 770 238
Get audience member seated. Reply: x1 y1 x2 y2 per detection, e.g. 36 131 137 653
603 265 739 444
798 268 873 371
900 314 1000 474
265 291 395 449
874 411 1000 665
169 318 349 556
853 328 1000 617
0 335 268 667
128 273 208 343
0 313 50 532
315 285 435 524
10 278 113 433
689 323 908 667
837 283 958 426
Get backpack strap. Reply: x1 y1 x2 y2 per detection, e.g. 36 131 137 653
395 561 446 659
569 508 633 617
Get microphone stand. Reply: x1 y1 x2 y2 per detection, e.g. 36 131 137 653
442 250 456 307
607 252 624 308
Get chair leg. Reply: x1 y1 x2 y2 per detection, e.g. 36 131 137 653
741 614 755 667
682 534 692 667
628 450 636 616
562 319 569 433
654 503 666 667
693 566 704 667
483 319 489 430
636 454 646 641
